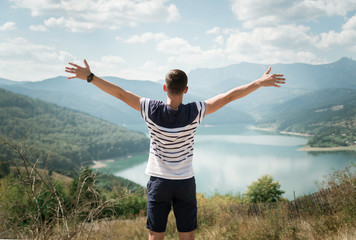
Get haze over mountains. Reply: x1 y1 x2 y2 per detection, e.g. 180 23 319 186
1 57 355 130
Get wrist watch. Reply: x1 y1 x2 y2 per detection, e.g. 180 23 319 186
87 73 94 83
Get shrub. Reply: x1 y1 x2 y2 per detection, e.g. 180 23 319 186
245 175 285 203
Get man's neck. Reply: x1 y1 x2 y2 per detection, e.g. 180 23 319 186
166 93 183 110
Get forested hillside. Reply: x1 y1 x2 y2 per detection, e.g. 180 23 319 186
257 88 356 147
0 88 149 171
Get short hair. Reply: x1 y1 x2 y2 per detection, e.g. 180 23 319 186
165 69 188 95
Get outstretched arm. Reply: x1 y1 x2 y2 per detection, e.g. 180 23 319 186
65 59 141 111
205 67 285 115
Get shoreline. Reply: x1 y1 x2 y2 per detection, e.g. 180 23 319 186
247 125 278 133
279 131 312 137
248 126 312 137
249 125 356 152
298 145 356 152
91 159 115 169
90 154 137 169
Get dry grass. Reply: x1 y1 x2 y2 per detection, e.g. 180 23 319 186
72 191 355 240
71 164 356 240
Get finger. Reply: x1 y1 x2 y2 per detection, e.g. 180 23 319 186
67 76 77 79
265 66 271 75
65 69 76 73
84 59 89 69
65 67 76 70
272 74 284 77
69 62 80 68
275 77 285 82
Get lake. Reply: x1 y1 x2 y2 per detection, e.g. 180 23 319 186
97 124 355 200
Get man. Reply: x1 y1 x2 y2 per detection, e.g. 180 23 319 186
65 60 285 240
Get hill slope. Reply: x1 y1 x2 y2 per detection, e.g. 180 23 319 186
0 88 149 171
257 88 356 147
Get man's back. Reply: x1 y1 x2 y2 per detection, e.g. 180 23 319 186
140 98 206 179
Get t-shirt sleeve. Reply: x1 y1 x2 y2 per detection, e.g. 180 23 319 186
140 98 150 120
196 101 206 124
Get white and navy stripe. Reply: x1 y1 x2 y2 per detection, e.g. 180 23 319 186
140 98 206 180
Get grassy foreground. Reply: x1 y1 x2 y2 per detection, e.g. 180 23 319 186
76 166 355 240
74 194 356 240
1 163 355 240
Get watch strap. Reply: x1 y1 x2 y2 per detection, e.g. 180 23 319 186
87 73 94 83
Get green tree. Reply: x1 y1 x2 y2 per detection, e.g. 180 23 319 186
245 175 285 203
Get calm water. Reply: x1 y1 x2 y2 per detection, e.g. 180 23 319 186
99 125 355 200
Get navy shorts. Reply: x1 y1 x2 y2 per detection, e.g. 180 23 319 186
146 176 197 233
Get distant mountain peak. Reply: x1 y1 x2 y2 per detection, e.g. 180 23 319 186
336 57 354 64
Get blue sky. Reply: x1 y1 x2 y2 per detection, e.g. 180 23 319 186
1 0 356 82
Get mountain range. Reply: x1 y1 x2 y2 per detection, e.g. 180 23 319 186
1 57 355 130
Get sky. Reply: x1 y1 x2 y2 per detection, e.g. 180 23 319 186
1 0 356 82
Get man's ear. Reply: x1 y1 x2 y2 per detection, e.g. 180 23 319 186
163 84 168 92
184 86 188 94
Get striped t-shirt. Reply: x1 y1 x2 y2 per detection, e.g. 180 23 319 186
140 98 206 180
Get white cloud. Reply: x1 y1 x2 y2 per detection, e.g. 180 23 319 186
0 37 70 61
206 27 221 34
119 23 337 68
214 36 224 45
343 14 356 30
43 16 94 32
205 13 356 64
90 55 125 71
0 37 74 81
44 17 65 28
101 55 125 64
318 30 356 50
168 48 225 65
123 32 168 43
166 4 180 22
156 37 201 55
117 61 168 81
29 24 47 31
156 37 225 65
229 0 356 28
0 22 16 31
10 0 180 32
315 14 356 50
117 32 228 77
223 24 322 64
121 32 225 65
84 56 166 81
80 55 128 78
